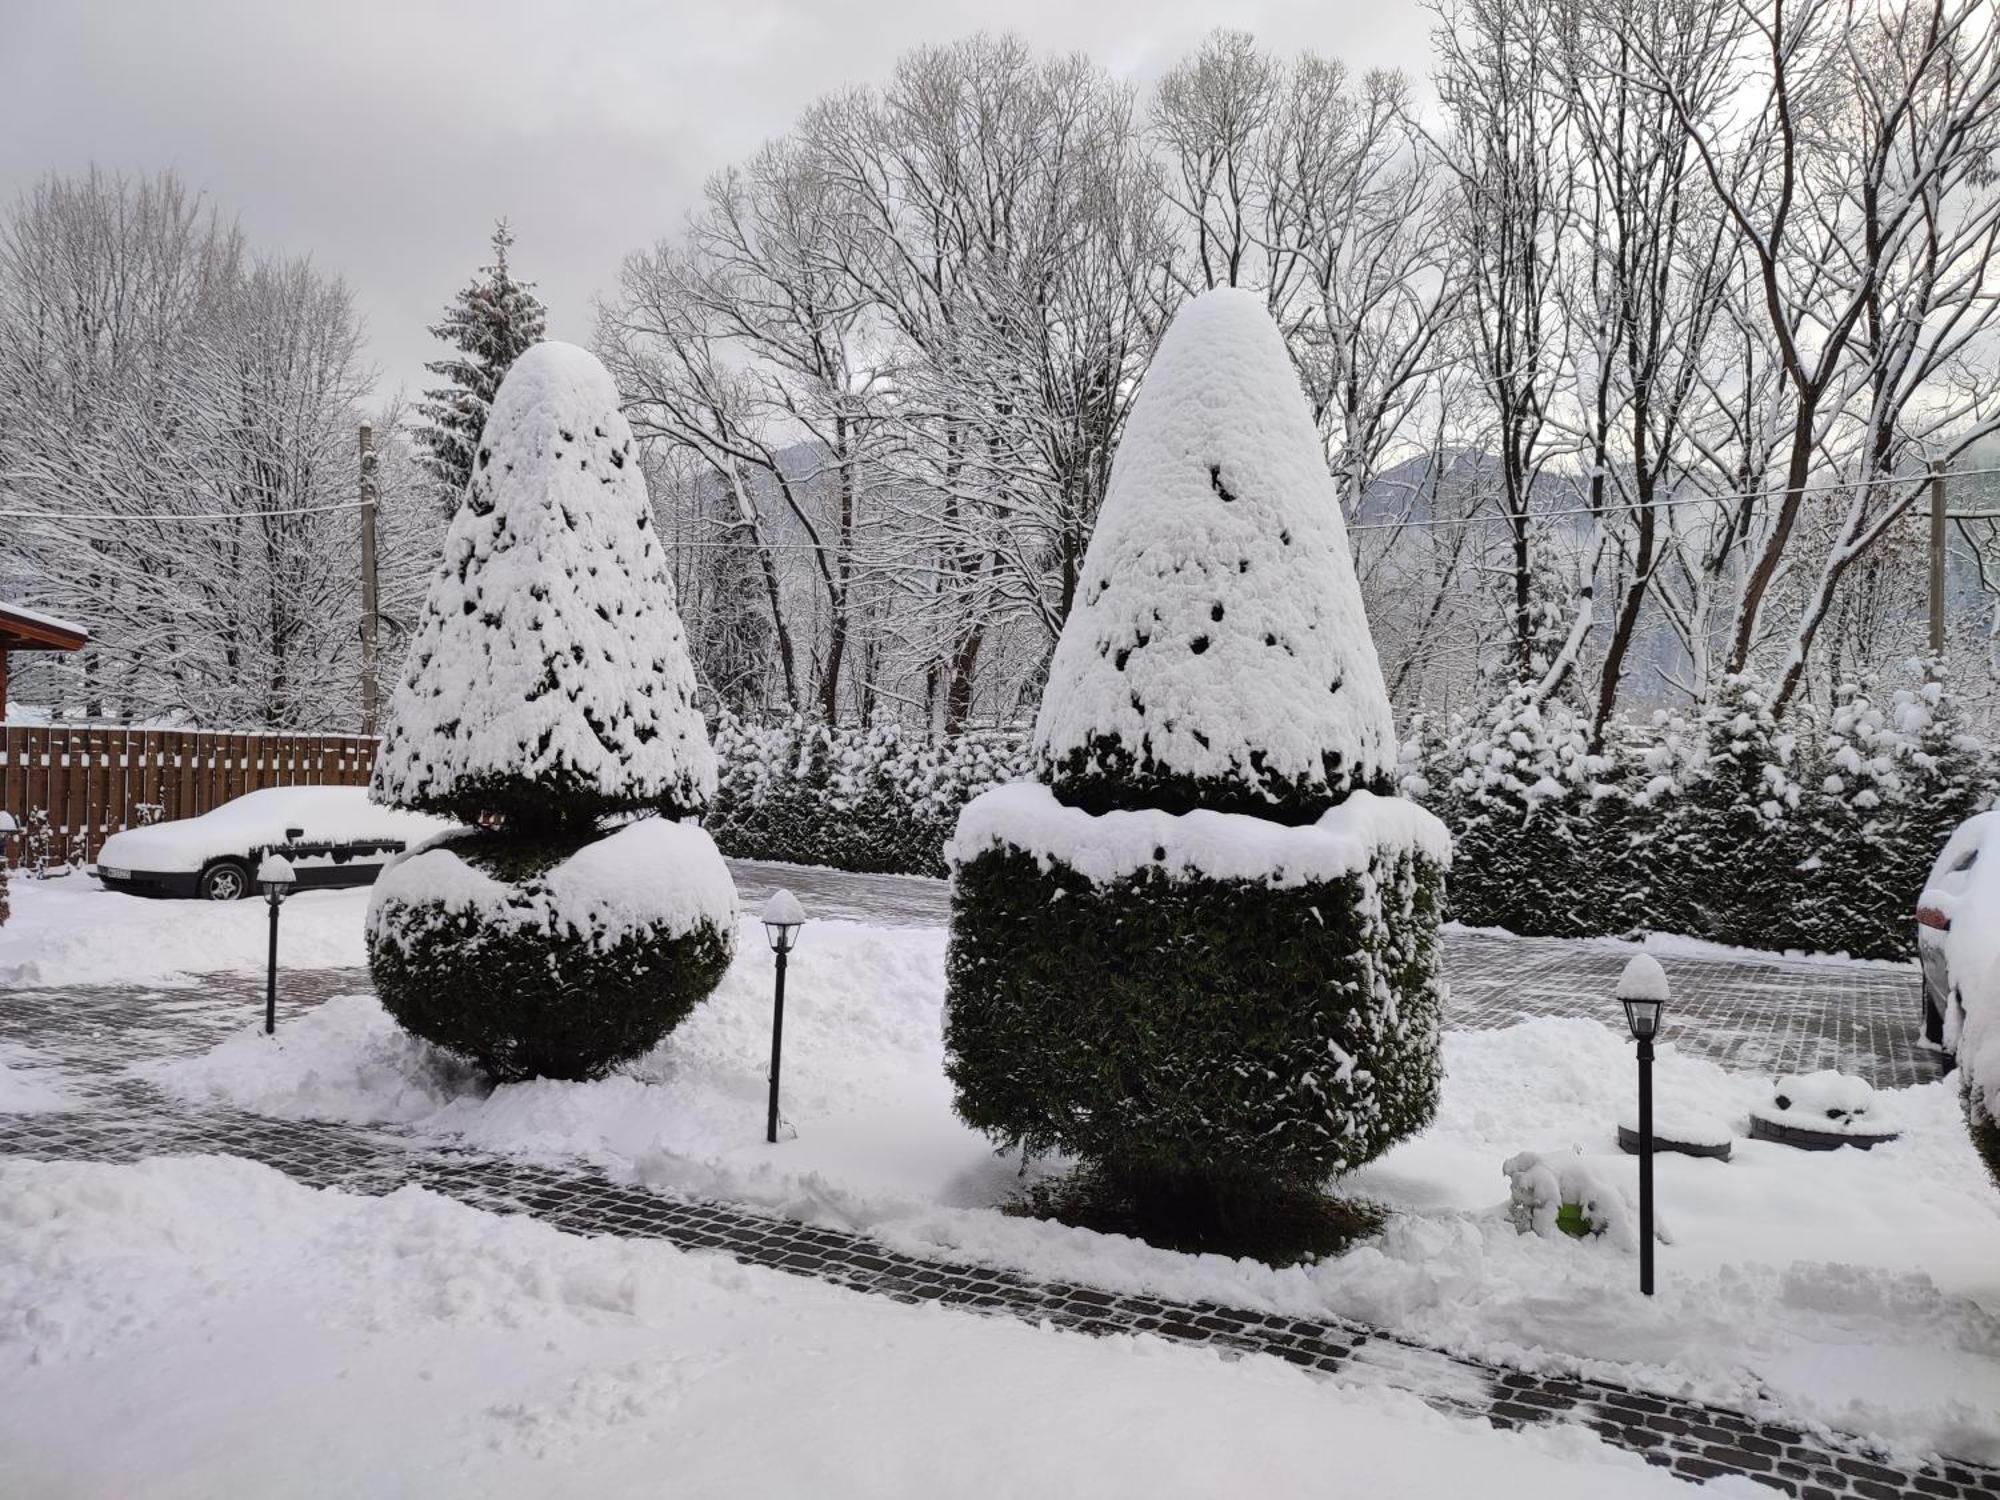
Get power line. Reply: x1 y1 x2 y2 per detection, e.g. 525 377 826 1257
0 498 377 523
5 465 1997 533
1345 465 2000 534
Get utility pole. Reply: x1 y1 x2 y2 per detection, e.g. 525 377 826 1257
359 422 380 737
1930 461 1949 658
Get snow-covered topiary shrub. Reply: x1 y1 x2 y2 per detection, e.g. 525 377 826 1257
944 289 1450 1227
367 342 735 1082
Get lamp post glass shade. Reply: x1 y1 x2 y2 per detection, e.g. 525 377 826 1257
258 853 297 904
1615 953 1669 1040
761 888 807 953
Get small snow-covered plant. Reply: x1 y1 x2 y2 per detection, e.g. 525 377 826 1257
367 342 735 1082
945 289 1449 1232
1504 1149 1665 1252
20 808 54 879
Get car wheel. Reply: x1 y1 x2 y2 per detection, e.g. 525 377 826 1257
199 860 251 902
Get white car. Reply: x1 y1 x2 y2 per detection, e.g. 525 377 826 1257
93 786 453 901
1917 809 2000 1048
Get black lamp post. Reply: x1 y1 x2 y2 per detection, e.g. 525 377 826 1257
761 889 807 1143
1617 953 1668 1296
259 853 296 1035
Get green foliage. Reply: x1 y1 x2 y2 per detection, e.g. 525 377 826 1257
944 843 1445 1208
707 715 1031 877
1437 663 1995 960
1043 733 1391 825
415 220 547 508
1965 1080 2000 1196
368 826 732 1082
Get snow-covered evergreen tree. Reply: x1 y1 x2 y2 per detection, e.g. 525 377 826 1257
1663 674 1806 950
1034 290 1397 821
1441 686 1612 938
415 221 547 510
945 289 1449 1239
368 342 734 1082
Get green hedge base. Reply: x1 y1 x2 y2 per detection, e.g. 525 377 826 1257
944 837 1445 1200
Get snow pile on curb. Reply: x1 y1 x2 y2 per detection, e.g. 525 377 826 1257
948 781 1450 887
0 1154 1697 1498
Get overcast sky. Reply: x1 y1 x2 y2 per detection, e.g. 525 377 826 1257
1 0 1434 400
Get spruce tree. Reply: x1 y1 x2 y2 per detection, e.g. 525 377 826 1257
415 220 548 510
945 290 1448 1238
369 342 734 1082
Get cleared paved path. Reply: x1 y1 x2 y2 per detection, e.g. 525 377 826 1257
729 860 1939 1088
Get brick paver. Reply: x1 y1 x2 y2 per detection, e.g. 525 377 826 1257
0 963 1985 1498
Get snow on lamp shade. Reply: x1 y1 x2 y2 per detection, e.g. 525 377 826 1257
365 342 736 1083
944 288 1450 1218
1616 953 1668 1041
761 888 806 953
257 853 296 900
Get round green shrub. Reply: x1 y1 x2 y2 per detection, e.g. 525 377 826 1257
368 823 733 1083
945 841 1445 1206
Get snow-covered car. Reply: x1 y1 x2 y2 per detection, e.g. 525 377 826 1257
93 787 453 901
1917 808 2000 1046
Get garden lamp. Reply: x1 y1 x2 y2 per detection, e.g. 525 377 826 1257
761 889 807 1142
1616 952 1670 1295
259 852 295 1035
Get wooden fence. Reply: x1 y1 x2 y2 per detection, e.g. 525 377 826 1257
0 725 380 867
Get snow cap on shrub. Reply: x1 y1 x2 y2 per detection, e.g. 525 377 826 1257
1033 287 1395 822
372 341 715 827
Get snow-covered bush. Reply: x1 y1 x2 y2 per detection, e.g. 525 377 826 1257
1438 688 1615 938
944 289 1450 1226
707 715 1031 876
1503 1149 1668 1252
367 342 735 1082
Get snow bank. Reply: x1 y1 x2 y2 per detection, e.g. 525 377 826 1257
95 786 451 875
0 878 374 986
1032 287 1397 807
0 1042 80 1114
366 816 738 953
0 1155 1693 1498
949 781 1450 887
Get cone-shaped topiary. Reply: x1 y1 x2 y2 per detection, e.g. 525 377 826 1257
367 341 735 1082
1035 290 1397 823
945 289 1449 1229
373 341 714 831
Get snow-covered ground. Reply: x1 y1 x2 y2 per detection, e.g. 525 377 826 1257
0 1155 1705 1498
0 877 374 986
7 874 2000 1467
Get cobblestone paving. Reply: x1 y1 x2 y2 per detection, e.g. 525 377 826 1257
1 969 1989 1499
729 859 1940 1088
